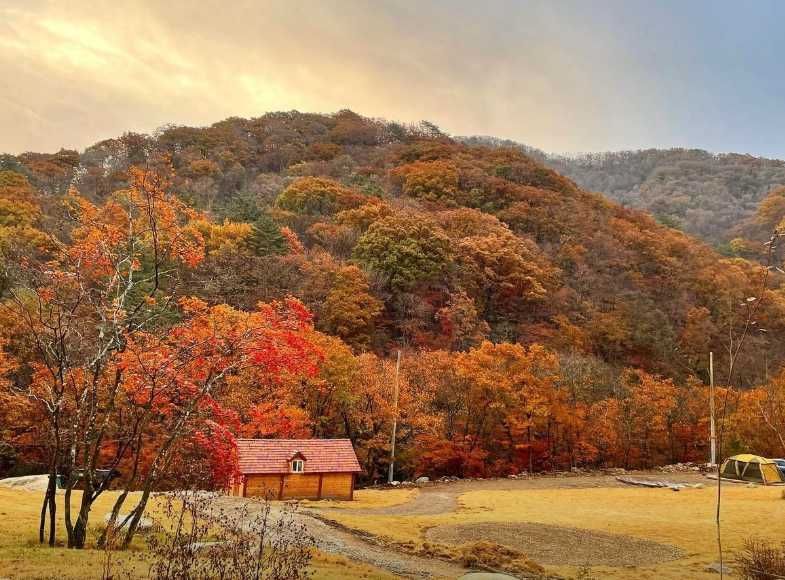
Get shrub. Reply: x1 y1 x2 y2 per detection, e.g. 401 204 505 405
736 538 785 580
458 541 545 577
102 490 314 580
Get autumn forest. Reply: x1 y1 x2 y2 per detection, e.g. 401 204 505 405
2 111 785 541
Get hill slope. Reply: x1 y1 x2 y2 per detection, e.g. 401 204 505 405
462 137 785 246
3 111 784 388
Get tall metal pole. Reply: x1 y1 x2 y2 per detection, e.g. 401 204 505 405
709 351 717 466
388 350 401 484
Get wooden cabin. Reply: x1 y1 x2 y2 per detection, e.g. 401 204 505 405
230 438 362 500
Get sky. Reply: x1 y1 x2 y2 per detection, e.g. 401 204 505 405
3 0 785 157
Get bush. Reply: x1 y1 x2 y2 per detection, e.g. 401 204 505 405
736 538 785 580
458 541 545 577
102 490 314 580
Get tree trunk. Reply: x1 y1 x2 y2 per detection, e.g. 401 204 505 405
121 486 152 549
39 475 57 545
39 488 48 544
47 483 57 546
98 489 130 548
63 479 75 548
71 487 94 549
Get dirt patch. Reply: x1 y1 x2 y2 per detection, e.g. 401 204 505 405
215 496 467 578
426 521 685 567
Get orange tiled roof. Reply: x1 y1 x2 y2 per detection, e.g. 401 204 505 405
236 438 362 474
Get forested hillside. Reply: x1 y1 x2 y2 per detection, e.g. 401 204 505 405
463 137 785 246
2 111 785 486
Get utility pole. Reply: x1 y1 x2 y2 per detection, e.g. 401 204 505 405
388 350 401 484
709 351 717 466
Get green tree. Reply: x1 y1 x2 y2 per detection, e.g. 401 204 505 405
353 214 452 291
245 214 287 256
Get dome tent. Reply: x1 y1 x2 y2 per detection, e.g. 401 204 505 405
720 454 784 485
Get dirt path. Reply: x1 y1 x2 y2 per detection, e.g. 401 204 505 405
213 496 465 579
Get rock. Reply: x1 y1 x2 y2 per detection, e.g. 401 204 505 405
389 480 400 486
705 562 732 574
415 476 430 484
104 513 153 530
507 474 518 479
401 481 415 487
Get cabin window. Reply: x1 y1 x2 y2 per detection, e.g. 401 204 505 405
291 459 304 473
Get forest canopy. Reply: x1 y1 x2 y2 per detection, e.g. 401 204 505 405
2 110 785 506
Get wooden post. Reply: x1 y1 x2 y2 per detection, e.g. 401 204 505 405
388 350 401 484
350 473 355 500
278 475 285 500
317 473 323 500
242 476 247 498
710 351 717 466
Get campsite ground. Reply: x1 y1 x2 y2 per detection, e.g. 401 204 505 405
0 486 396 580
303 472 785 579
1 473 784 579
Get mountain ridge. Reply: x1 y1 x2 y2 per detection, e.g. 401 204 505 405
460 135 785 246
2 110 783 388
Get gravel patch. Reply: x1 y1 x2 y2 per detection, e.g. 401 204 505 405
426 521 685 567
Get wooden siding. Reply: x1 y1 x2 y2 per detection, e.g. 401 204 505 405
320 472 354 500
240 472 355 500
245 474 282 499
282 473 321 499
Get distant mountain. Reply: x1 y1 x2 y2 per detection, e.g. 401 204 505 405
461 137 785 246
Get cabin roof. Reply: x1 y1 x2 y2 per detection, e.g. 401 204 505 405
236 438 362 474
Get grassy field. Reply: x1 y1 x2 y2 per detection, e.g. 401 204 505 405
6 481 783 579
0 486 395 580
302 487 419 511
319 483 785 579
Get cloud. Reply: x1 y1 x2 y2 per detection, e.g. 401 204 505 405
2 0 785 156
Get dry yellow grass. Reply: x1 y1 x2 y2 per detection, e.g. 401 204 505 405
303 487 419 510
0 486 396 580
319 484 785 579
0 486 146 579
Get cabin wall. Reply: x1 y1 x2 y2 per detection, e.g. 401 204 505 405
282 473 321 499
240 472 355 500
320 473 354 500
245 474 283 499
